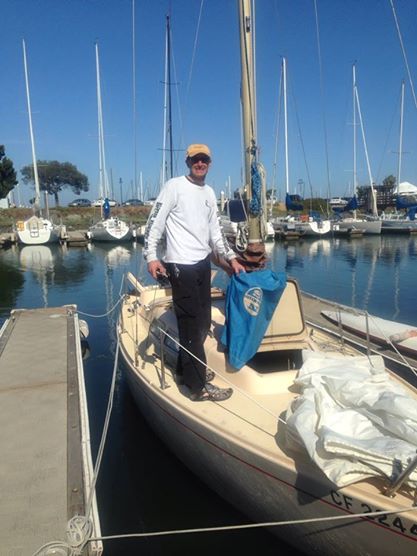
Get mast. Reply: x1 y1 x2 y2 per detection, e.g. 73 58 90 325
161 15 174 187
132 0 138 202
352 64 357 197
22 39 41 214
397 80 405 188
239 0 256 200
352 63 358 219
238 0 265 266
283 57 289 196
95 42 109 201
166 15 174 180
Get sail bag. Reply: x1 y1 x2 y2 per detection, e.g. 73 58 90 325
221 270 286 369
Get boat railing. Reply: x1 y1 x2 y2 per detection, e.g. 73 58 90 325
384 451 417 505
159 328 169 390
305 293 417 380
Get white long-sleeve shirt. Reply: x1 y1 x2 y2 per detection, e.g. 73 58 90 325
143 175 235 264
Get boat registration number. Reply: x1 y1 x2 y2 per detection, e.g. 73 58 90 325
330 490 417 536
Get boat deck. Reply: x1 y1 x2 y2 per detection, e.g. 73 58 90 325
0 306 101 555
301 292 417 387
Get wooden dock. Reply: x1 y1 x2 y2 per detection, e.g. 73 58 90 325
0 306 102 555
63 230 90 246
0 232 17 248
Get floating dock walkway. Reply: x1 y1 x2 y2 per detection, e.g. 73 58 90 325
0 305 102 555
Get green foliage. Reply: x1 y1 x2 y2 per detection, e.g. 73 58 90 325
21 160 89 205
382 175 396 187
0 145 18 199
304 197 328 213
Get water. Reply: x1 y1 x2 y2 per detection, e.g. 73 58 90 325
1 235 416 554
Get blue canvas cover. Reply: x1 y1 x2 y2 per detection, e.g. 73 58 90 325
332 196 358 213
103 197 111 219
221 270 287 369
285 193 303 211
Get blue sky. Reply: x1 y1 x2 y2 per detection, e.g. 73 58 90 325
2 0 417 206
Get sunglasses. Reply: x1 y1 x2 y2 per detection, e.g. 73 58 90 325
189 155 211 164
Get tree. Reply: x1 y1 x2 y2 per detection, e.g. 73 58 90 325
21 160 89 206
383 175 396 187
0 145 18 200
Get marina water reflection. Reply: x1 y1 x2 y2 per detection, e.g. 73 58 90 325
1 235 416 553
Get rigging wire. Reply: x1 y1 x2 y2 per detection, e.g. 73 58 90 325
87 505 417 543
170 35 184 175
375 83 402 184
178 0 205 158
390 0 417 111
313 0 332 208
354 86 377 212
184 0 205 110
272 59 283 202
289 73 315 201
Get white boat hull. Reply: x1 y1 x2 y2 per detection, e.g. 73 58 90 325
381 219 417 234
301 220 332 236
332 219 382 235
122 353 417 556
16 216 60 245
88 217 133 242
322 310 417 357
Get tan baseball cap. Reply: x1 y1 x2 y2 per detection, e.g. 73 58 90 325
185 144 211 159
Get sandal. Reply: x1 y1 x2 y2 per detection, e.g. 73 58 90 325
190 383 233 402
205 369 215 382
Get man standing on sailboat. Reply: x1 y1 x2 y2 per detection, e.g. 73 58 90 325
144 144 244 401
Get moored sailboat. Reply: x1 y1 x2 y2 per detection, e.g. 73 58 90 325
380 83 417 234
88 43 133 243
332 64 381 236
16 40 61 246
118 3 417 554
273 58 331 239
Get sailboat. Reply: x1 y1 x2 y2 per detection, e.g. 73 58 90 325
273 58 331 239
380 81 417 233
88 43 133 243
16 40 61 245
118 3 417 554
332 64 381 236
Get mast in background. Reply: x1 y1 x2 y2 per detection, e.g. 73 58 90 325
397 79 405 187
161 15 174 187
22 39 41 215
95 42 109 202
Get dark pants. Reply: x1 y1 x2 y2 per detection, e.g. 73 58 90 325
166 256 211 394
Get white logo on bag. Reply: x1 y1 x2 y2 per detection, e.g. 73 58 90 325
243 287 262 316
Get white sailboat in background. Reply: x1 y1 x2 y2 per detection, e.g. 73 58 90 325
273 58 331 238
88 43 133 243
16 40 61 245
117 3 417 554
332 64 381 235
380 80 417 233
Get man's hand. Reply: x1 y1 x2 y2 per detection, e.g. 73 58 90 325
147 260 167 280
230 258 246 274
